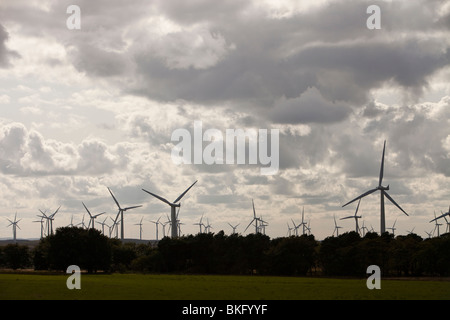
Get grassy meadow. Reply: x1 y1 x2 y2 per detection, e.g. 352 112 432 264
0 273 449 300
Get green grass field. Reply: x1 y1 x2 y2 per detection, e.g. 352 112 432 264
0 273 449 300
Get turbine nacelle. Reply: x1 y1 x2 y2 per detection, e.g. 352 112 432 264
378 185 389 191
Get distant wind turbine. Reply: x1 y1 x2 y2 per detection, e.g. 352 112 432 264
150 216 161 240
340 199 362 234
39 206 61 235
108 187 142 241
342 140 408 234
228 222 240 235
6 213 21 243
97 217 109 235
386 218 398 236
194 214 204 234
430 206 450 234
142 180 198 238
244 199 260 234
135 217 144 240
33 217 45 239
333 214 342 236
82 202 105 230
431 211 442 237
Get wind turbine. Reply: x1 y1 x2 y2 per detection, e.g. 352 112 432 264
258 215 268 235
135 217 144 240
194 214 204 234
33 217 45 239
342 140 408 234
228 222 240 235
150 216 161 240
443 216 450 234
77 214 88 229
244 199 260 234
6 213 21 243
340 199 362 234
142 180 198 238
286 222 294 236
291 219 300 236
333 214 342 236
360 220 368 237
386 218 398 236
39 206 61 235
82 202 105 230
430 206 450 233
108 187 142 241
431 211 442 237
97 217 109 235
305 220 312 236
203 218 212 233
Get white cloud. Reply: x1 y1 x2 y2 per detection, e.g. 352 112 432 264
0 94 10 103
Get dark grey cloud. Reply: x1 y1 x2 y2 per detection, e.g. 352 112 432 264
0 24 19 68
269 88 352 124
292 39 450 103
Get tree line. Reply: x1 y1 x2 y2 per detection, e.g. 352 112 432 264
1 226 449 277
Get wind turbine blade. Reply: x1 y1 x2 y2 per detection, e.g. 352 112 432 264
108 187 122 209
252 199 256 218
82 202 93 218
93 212 106 218
354 199 361 216
113 210 121 226
383 191 408 216
244 219 255 232
379 140 386 187
173 180 198 204
340 216 354 220
430 211 448 222
142 189 172 206
124 205 142 211
342 188 378 207
51 206 61 218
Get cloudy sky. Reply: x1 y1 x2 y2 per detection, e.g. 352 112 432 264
0 0 449 240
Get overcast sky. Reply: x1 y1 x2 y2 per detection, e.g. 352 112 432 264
0 0 449 240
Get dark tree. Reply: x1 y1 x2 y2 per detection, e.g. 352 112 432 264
43 226 112 272
2 244 31 270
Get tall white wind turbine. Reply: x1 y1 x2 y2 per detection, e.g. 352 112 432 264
342 140 408 234
142 180 198 238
